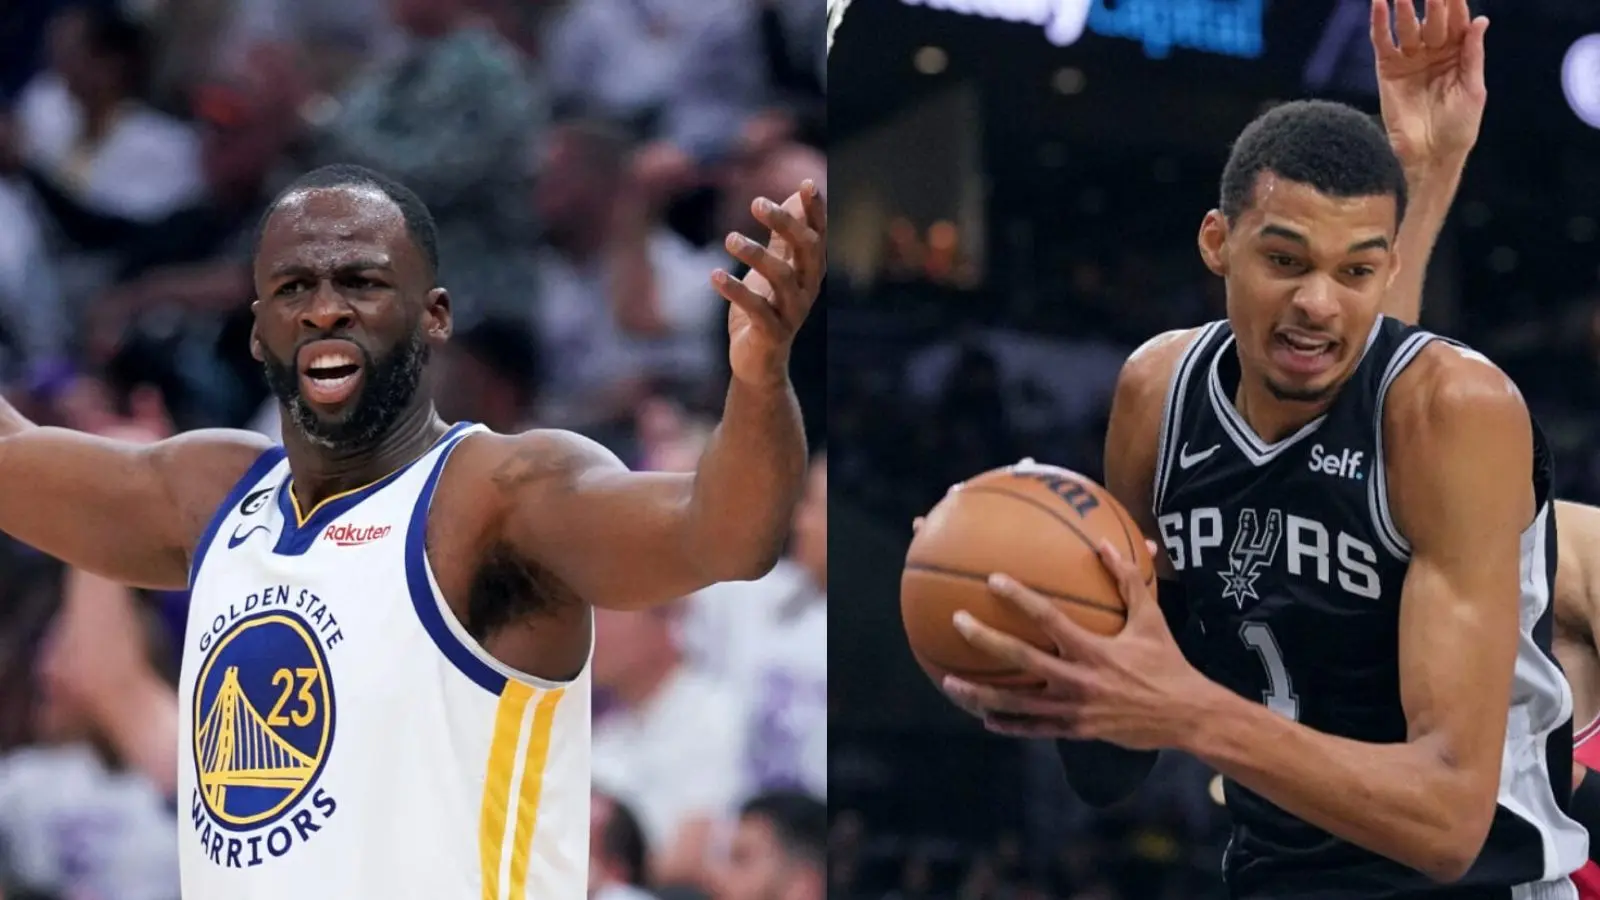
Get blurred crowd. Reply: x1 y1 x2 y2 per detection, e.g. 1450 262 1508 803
828 139 1600 898
0 0 827 899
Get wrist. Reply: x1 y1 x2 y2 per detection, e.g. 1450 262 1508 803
730 359 794 392
1174 678 1251 759
1404 152 1469 191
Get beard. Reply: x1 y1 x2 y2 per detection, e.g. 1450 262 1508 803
261 330 430 452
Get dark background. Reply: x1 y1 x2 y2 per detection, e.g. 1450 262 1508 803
828 1 1600 897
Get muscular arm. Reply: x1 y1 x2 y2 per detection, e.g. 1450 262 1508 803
1180 347 1531 881
492 376 806 610
0 410 266 589
1059 328 1201 805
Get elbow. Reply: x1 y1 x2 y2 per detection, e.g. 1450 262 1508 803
1412 791 1497 883
699 543 783 584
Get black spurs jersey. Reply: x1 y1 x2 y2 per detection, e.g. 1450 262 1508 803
1153 316 1586 899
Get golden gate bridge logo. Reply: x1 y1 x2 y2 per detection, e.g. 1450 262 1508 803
191 612 334 829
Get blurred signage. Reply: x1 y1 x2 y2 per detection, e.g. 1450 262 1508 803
900 0 1266 59
1564 34 1600 129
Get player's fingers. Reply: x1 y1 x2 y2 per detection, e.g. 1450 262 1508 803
1445 0 1469 40
799 179 828 244
712 270 785 335
1420 0 1447 49
1370 0 1400 59
987 573 1095 655
1463 16 1488 95
984 712 1085 740
753 197 823 268
952 610 1062 674
1145 539 1160 558
724 233 799 299
938 676 989 718
1394 0 1422 52
1096 541 1145 601
943 677 1077 719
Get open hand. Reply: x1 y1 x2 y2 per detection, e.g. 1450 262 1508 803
939 541 1209 750
714 181 826 389
1371 0 1488 170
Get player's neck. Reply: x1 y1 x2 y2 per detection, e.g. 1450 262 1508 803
1232 378 1337 445
281 401 449 513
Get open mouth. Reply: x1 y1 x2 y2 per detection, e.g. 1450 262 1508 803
298 340 366 406
1271 331 1338 375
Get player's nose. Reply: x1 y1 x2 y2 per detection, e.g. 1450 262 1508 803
299 281 355 334
1288 275 1340 324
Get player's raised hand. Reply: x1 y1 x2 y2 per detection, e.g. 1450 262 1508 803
1371 0 1488 169
714 180 826 388
942 542 1209 750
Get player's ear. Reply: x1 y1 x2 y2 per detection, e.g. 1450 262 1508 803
1198 209 1229 277
249 318 264 363
425 287 452 342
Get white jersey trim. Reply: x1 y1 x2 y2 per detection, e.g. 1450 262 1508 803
1153 321 1226 516
1366 330 1436 561
1502 504 1587 882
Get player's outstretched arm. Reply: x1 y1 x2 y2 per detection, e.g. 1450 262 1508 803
0 411 268 589
1186 347 1531 881
487 184 823 610
1370 0 1487 325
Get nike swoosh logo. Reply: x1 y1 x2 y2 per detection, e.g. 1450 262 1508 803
227 525 269 550
1178 443 1219 470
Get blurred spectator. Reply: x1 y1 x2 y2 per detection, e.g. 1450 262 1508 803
592 790 657 900
591 600 745 888
531 119 722 433
0 178 63 378
712 790 824 900
14 4 203 223
434 315 543 434
0 565 178 900
545 0 765 201
301 0 543 326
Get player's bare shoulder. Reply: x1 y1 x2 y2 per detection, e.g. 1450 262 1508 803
1381 341 1535 538
1108 327 1208 449
1383 340 1530 444
428 427 628 536
148 428 278 548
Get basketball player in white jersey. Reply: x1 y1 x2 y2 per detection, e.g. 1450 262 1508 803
0 163 825 899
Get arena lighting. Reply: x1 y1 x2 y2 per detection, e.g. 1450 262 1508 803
899 0 1265 59
1563 34 1600 130
901 0 1093 49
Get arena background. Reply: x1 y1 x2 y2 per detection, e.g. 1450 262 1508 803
0 1 826 899
828 1 1600 897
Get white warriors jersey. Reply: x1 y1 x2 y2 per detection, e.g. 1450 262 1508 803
176 422 592 899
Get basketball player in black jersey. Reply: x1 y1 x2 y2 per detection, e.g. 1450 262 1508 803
933 3 1591 897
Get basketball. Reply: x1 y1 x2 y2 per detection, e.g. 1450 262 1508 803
901 460 1155 688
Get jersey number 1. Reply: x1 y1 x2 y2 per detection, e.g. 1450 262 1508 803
1239 622 1299 721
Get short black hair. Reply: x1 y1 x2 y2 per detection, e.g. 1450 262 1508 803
740 790 825 868
254 164 441 279
1219 99 1407 226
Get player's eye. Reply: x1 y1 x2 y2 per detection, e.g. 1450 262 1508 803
1266 253 1301 270
276 280 309 297
1345 265 1376 278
